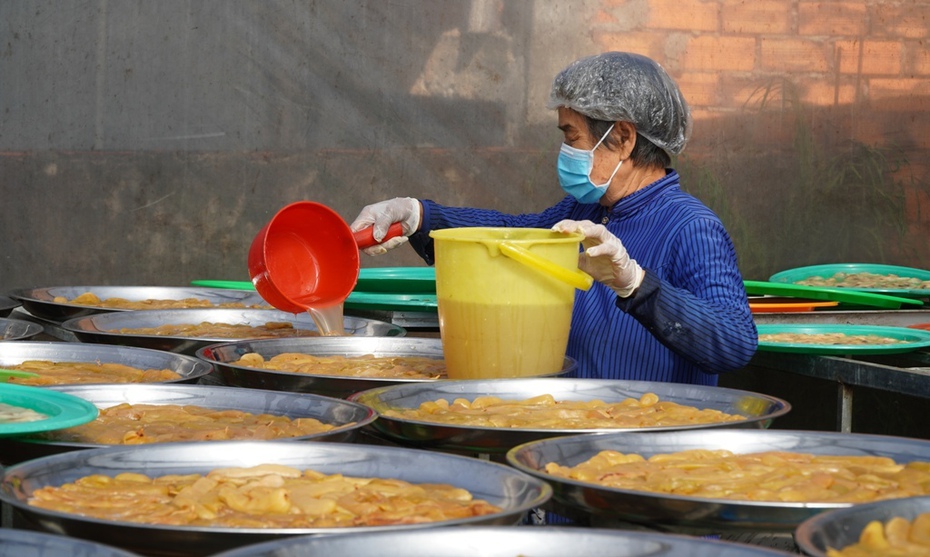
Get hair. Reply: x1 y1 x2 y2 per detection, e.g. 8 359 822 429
549 52 691 156
586 117 672 169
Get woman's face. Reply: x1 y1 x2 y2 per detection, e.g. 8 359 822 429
557 107 624 190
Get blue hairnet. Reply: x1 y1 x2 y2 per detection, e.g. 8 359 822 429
547 52 692 155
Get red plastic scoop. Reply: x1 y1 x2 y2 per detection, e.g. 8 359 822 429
248 201 403 313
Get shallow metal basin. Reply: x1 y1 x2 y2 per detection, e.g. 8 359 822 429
795 494 930 556
506 428 930 533
349 378 790 454
0 441 551 557
0 528 143 557
61 309 405 354
210 525 797 557
8 286 271 322
0 317 44 341
197 337 575 399
0 341 213 385
0 383 376 464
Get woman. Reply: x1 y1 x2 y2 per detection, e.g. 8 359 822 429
350 51 757 385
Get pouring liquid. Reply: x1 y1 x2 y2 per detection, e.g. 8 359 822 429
305 303 348 336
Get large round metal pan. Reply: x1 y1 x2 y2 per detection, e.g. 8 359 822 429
0 528 143 557
0 383 377 464
0 341 213 385
0 441 551 557
348 378 790 454
198 337 443 398
0 295 20 317
211 526 796 557
794 495 930 556
61 309 405 355
506 429 930 533
197 337 576 399
1 316 45 340
8 286 271 323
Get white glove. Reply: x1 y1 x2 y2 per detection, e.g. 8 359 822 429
552 219 645 298
349 197 422 256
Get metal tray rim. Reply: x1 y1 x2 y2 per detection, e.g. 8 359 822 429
60 308 405 341
1 440 552 535
0 527 143 557
209 525 796 557
14 383 378 450
793 494 930 556
200 342 574 383
350 378 791 435
0 340 214 384
504 428 930 530
7 286 273 323
0 317 45 341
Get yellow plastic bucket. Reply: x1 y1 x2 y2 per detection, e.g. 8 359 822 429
429 227 593 379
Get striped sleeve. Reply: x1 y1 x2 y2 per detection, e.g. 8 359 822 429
616 218 758 374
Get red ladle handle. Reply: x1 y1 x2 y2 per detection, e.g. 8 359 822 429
353 222 406 250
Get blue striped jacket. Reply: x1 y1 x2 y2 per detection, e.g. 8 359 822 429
408 170 758 385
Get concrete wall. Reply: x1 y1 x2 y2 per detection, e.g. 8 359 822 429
2 0 928 293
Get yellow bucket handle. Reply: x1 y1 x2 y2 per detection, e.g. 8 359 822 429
499 242 594 291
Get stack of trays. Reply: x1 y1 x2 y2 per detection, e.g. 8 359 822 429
346 267 437 314
6 286 407 354
5 274 925 556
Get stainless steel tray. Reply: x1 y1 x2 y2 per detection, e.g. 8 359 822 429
197 337 576 399
0 295 20 318
0 383 376 464
0 341 213 385
8 286 271 322
0 441 551 557
1 316 44 341
349 378 790 454
211 526 796 557
61 309 406 355
506 429 930 533
794 494 930 556
0 527 143 557
199 337 444 398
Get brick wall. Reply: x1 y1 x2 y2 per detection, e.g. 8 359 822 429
589 0 930 269
591 1 930 119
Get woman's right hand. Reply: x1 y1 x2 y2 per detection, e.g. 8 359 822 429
349 197 422 255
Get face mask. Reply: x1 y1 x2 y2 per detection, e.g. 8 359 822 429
557 124 623 203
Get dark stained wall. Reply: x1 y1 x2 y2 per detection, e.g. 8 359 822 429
2 0 928 292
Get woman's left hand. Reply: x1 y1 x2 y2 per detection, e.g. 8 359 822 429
553 219 645 297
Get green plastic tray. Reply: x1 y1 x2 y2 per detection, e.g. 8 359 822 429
744 280 923 309
190 280 254 290
190 280 438 313
193 268 436 294
355 267 436 293
344 292 437 313
756 324 930 355
0 383 99 437
769 263 930 297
